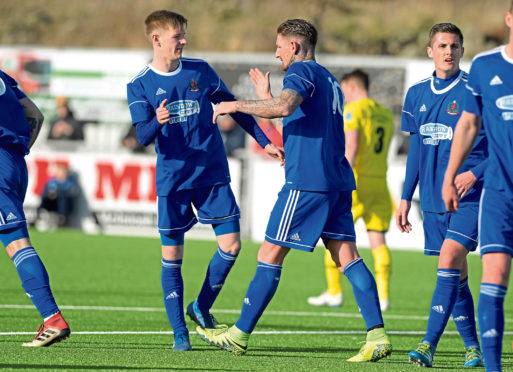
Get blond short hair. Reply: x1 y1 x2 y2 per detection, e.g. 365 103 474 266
144 10 187 39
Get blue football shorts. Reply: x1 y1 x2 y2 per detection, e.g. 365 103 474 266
0 147 28 233
479 188 513 257
422 202 479 256
158 183 240 235
264 187 356 252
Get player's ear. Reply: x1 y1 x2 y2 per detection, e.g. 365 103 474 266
461 46 465 58
426 46 433 59
151 33 161 47
506 10 513 28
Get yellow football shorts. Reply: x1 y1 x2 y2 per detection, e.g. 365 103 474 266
352 175 392 232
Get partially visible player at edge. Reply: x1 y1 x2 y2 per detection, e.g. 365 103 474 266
397 23 486 368
0 70 70 347
196 19 392 362
126 10 284 351
443 3 513 371
308 69 394 311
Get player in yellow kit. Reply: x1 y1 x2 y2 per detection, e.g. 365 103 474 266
308 69 394 310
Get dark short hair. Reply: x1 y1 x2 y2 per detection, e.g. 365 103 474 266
340 69 369 91
144 10 187 38
277 19 318 47
428 23 463 46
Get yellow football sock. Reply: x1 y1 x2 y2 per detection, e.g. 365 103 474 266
324 250 342 295
372 245 391 301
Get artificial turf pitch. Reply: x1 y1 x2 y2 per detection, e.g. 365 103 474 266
0 229 511 371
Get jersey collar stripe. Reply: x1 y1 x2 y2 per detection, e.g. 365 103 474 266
430 70 464 95
129 67 150 83
147 61 182 76
500 45 513 65
0 212 4 225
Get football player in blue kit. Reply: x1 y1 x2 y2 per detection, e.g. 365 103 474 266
126 10 284 351
396 23 486 368
443 3 513 371
0 70 70 347
195 19 392 362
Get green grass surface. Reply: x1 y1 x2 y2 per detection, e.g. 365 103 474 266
0 229 512 371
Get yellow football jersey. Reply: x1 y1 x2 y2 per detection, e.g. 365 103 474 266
344 98 394 177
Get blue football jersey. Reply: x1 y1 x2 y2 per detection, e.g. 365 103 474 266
127 58 235 196
281 61 355 192
0 71 30 155
401 70 487 212
464 46 513 195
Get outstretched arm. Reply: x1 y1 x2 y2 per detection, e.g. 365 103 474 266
213 89 303 123
442 111 481 212
20 97 44 149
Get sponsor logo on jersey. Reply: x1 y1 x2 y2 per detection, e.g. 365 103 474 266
6 212 17 221
446 100 459 115
420 104 427 112
189 79 200 92
502 112 513 121
166 100 200 124
420 123 453 145
496 95 513 110
431 305 445 314
490 75 503 85
289 232 301 242
482 329 498 338
156 88 167 95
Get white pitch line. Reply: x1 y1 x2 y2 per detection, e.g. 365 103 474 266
2 330 513 336
1 304 512 323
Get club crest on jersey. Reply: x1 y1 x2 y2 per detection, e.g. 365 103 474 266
189 79 200 92
446 100 459 115
419 123 453 145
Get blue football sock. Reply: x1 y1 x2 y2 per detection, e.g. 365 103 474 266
343 258 383 330
423 268 460 349
478 283 507 372
451 276 479 349
161 259 187 334
235 262 282 334
196 247 237 311
12 247 59 319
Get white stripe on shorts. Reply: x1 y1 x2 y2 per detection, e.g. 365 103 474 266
276 190 300 241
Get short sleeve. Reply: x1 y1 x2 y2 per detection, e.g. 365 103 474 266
2 72 26 100
401 88 417 133
463 61 483 116
127 81 153 125
282 63 314 100
206 63 235 104
343 103 360 132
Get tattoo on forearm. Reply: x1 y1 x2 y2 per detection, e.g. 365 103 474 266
235 89 302 118
27 116 43 148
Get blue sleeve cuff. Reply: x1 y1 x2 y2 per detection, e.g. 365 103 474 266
401 133 420 200
470 158 487 180
135 116 162 146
